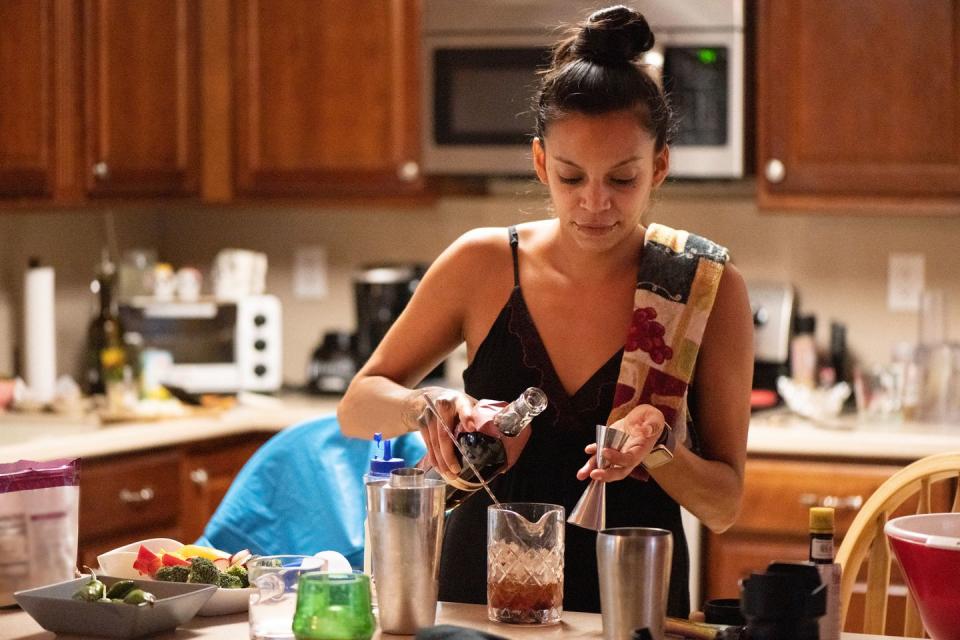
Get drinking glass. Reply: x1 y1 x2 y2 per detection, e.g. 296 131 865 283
487 502 564 625
292 572 375 640
248 555 326 640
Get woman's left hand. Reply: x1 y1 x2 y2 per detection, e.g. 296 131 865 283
576 404 666 482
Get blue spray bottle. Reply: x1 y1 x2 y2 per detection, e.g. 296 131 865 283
363 433 405 609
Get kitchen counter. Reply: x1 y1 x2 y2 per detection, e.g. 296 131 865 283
0 394 341 462
748 408 960 460
0 600 913 640
3 397 960 464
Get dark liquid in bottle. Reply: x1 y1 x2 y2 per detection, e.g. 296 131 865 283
443 432 506 509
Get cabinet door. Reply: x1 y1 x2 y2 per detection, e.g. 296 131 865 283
0 1 59 197
79 449 183 555
83 0 200 197
180 434 270 544
234 0 422 196
757 0 960 210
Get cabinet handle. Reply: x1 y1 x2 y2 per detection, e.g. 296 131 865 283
190 468 209 487
119 487 155 504
397 161 420 182
92 161 110 181
764 159 786 184
799 493 863 511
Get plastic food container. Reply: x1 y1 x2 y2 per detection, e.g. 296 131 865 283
884 513 960 640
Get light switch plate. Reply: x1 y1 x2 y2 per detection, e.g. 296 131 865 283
294 246 328 300
887 253 925 311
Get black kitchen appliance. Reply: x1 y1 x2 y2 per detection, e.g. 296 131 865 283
746 281 796 410
354 264 425 365
306 331 358 395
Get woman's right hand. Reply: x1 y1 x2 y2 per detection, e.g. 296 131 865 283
402 387 476 479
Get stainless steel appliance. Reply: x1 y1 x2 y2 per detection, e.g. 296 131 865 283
118 295 282 394
422 0 744 178
747 281 796 403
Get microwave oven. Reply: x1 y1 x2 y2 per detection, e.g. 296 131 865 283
118 295 282 394
422 0 744 178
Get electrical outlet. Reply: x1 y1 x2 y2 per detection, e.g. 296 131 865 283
294 246 328 300
887 253 925 311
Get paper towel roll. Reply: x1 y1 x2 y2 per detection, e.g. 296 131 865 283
23 262 56 404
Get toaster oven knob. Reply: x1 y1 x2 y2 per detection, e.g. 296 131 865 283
254 314 267 327
764 159 786 184
254 339 267 351
254 364 267 377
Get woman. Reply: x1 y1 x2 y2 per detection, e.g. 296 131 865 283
338 5 752 616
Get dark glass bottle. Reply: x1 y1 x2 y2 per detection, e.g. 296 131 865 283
808 506 835 564
436 387 547 508
84 250 124 395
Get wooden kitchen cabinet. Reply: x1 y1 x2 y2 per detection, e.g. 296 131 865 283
0 0 200 203
179 434 271 543
703 456 952 632
0 0 75 198
82 0 201 198
756 0 960 212
231 0 423 197
77 432 270 567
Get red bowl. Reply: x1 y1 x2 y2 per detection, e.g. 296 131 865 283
885 513 960 640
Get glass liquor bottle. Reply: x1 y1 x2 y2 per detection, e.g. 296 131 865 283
84 250 122 395
434 387 547 509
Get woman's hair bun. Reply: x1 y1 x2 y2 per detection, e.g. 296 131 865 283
574 5 654 66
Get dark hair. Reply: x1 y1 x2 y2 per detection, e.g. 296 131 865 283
534 5 674 150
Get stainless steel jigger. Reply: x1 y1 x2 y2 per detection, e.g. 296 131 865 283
568 424 630 531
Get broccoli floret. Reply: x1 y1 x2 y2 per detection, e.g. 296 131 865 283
154 565 190 582
186 557 221 585
217 573 242 589
225 564 249 588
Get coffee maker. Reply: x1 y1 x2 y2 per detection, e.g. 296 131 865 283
747 281 796 409
354 264 427 366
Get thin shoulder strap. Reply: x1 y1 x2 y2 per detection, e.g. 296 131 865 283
508 226 520 287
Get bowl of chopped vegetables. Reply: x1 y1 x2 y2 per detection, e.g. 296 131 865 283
97 539 253 616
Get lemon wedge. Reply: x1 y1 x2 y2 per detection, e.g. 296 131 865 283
178 544 231 560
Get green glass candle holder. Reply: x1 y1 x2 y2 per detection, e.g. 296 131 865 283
293 572 375 640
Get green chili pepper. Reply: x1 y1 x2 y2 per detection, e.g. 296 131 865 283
122 589 157 606
72 568 106 602
105 580 137 600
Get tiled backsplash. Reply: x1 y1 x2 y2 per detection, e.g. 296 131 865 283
1 183 958 387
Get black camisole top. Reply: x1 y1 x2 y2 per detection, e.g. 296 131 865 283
436 227 691 616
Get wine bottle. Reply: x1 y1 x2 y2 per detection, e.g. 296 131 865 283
84 250 122 395
437 387 547 508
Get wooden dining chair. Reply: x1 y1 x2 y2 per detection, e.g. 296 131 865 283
835 451 960 637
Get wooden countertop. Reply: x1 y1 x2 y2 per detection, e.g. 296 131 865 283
0 600 908 639
0 394 341 462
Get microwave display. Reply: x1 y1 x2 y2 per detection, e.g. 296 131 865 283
433 47 550 145
663 46 728 146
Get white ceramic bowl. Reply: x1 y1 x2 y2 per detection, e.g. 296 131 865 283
96 538 251 616
97 538 185 580
197 586 256 616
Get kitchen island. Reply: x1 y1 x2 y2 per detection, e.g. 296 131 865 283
0 600 920 639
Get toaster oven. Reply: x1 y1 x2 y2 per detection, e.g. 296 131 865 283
118 295 282 394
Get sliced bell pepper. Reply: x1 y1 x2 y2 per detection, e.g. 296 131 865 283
161 552 191 567
132 545 162 577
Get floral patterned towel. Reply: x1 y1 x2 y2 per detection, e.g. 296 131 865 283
608 223 729 446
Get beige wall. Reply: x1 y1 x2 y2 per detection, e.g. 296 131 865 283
1 183 958 387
